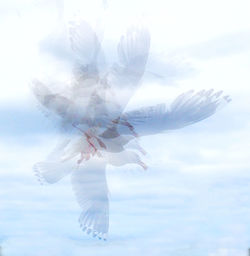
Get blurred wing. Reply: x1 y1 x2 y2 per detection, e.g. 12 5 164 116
168 89 231 127
31 79 52 106
120 89 231 136
33 137 77 185
31 79 72 119
71 159 109 240
33 161 74 185
69 19 101 67
107 26 150 114
69 19 102 94
68 18 108 124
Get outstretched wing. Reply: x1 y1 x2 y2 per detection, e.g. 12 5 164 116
107 26 151 116
33 161 74 185
71 159 109 240
68 19 109 126
33 138 78 185
69 19 102 95
69 19 101 67
31 79 72 119
120 89 231 136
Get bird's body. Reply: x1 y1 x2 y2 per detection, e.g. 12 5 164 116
32 12 231 240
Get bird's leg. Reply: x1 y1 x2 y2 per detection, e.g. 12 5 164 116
86 128 107 151
88 127 107 149
112 118 138 137
95 137 107 149
137 144 147 155
88 137 103 158
85 152 90 161
84 132 97 153
77 152 85 164
138 160 148 170
123 121 138 137
73 123 106 158
72 123 100 156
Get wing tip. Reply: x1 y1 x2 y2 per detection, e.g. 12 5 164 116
33 162 46 186
79 223 108 241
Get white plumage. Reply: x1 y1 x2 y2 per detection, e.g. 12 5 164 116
32 11 231 240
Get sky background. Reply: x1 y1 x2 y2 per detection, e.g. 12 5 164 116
1 0 250 255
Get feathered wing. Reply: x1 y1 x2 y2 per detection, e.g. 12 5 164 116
117 26 150 82
120 89 231 136
106 26 151 116
69 19 101 67
71 159 109 240
33 138 77 185
33 161 74 185
68 22 151 128
69 19 102 94
68 18 109 127
33 19 103 124
31 79 72 118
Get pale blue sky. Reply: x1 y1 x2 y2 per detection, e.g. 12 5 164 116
1 0 250 255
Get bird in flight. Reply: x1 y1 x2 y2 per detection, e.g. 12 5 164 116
32 17 231 240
